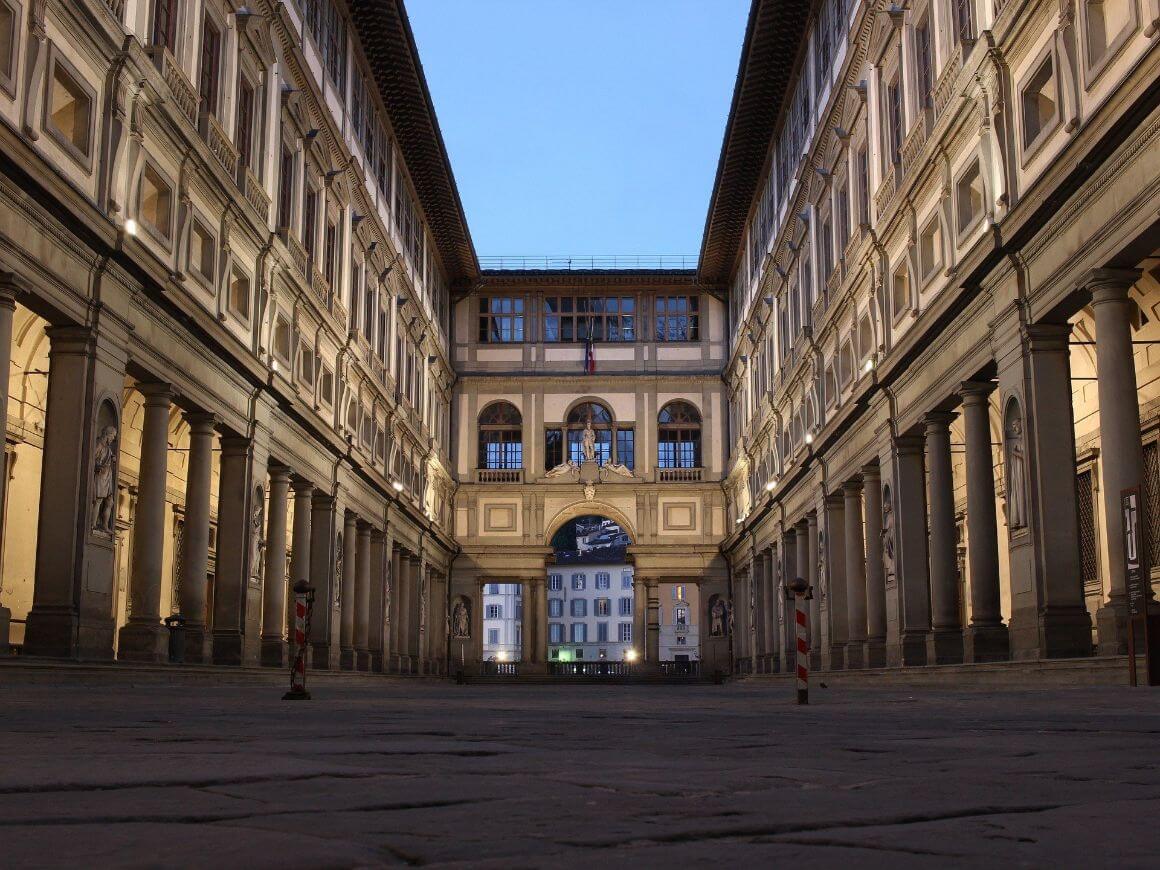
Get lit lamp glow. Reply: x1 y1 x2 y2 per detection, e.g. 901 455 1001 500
765 479 776 492
496 651 509 662
392 480 404 492
625 649 639 663
863 357 875 374
124 219 138 236
804 432 815 445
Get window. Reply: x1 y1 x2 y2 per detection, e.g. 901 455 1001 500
485 604 502 619
305 0 347 90
1085 0 1135 73
571 573 586 590
478 402 522 470
488 629 499 646
835 179 850 253
824 360 838 406
324 218 339 288
273 314 292 364
858 315 874 361
199 15 222 116
564 401 615 466
919 215 942 282
548 598 563 618
615 428 635 470
189 219 215 283
672 584 686 600
139 163 173 242
955 160 984 236
884 73 903 167
549 623 564 644
303 185 319 261
571 623 587 643
595 598 611 616
820 216 834 286
915 15 933 112
236 76 257 171
300 346 316 385
229 268 251 321
658 401 702 469
0 1 17 92
1021 53 1058 153
855 146 869 226
839 341 855 386
46 56 94 163
595 572 610 590
621 571 632 589
487 583 499 595
619 596 632 616
277 145 295 229
478 297 525 343
548 574 562 591
891 262 910 321
319 364 335 407
152 0 180 52
675 606 688 626
571 599 587 618
597 622 609 642
619 623 632 642
543 295 636 342
655 295 699 341
950 0 976 46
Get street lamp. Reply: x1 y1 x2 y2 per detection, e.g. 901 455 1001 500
625 649 639 663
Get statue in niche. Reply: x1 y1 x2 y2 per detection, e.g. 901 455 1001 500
817 528 827 601
1005 403 1028 530
882 486 896 582
451 597 470 639
581 418 597 463
250 495 265 580
92 423 119 535
333 532 344 606
709 595 729 637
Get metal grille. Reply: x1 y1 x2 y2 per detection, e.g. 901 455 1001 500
1143 441 1160 569
1076 470 1097 587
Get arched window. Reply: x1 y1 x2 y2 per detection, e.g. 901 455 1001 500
478 402 522 469
658 401 702 468
566 401 613 465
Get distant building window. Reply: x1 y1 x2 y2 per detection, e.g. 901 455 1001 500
478 297 524 342
595 598 611 616
655 295 699 341
595 573 610 590
549 598 563 618
488 629 499 645
544 295 636 342
619 623 632 642
485 604 502 619
672 585 686 601
597 622 609 642
571 573 585 590
548 574 562 591
619 596 632 616
621 572 632 589
675 606 688 626
570 599 587 618
570 622 587 643
549 623 564 644
487 584 499 595
616 428 635 470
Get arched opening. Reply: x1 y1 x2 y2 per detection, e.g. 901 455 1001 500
477 401 522 470
658 401 702 468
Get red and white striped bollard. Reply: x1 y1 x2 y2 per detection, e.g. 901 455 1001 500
787 576 810 704
283 581 315 701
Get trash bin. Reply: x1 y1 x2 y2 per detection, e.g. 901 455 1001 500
164 614 186 664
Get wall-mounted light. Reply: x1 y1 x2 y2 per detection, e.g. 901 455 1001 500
804 431 815 445
863 357 876 374
392 480 404 492
765 479 776 492
124 219 138 236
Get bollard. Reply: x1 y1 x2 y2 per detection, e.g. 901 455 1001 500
283 580 315 701
164 614 186 664
786 576 811 705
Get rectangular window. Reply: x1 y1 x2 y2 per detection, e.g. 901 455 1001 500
1085 0 1135 72
548 574 562 591
618 596 632 616
277 145 294 229
616 427 635 469
477 297 525 343
189 219 215 283
153 0 179 52
597 622 609 642
0 1 17 92
324 219 338 287
548 598 563 618
543 295 636 342
595 572 610 590
621 572 632 589
915 17 933 111
570 599 587 618
570 622 587 643
919 215 942 282
835 180 849 252
618 623 632 642
884 74 903 166
236 77 256 171
229 268 251 321
855 147 869 226
956 160 984 236
595 598 610 617
545 430 563 472
303 186 318 261
273 313 292 364
319 364 335 407
1021 53 1058 153
891 263 909 322
487 583 499 595
488 629 499 645
951 0 976 45
300 346 316 385
139 163 173 242
199 15 221 116
549 623 564 644
571 573 585 591
46 56 94 163
485 604 501 619
655 295 699 341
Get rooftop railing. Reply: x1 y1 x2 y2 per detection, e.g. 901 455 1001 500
478 255 699 272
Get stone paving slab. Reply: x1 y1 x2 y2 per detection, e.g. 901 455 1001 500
1 677 1158 867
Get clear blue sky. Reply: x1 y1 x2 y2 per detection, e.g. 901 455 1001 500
405 0 750 258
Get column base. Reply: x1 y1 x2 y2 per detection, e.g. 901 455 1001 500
808 649 822 672
897 630 928 667
117 621 168 663
310 641 332 670
371 651 384 673
927 628 964 665
1096 599 1130 656
863 637 887 669
211 631 244 666
825 644 845 671
339 647 356 670
0 605 9 654
23 605 79 658
767 654 781 673
356 650 371 671
845 641 865 670
964 623 1010 662
260 637 287 668
1011 605 1093 660
183 625 210 664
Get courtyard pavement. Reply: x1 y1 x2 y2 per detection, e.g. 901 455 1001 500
1 674 1158 868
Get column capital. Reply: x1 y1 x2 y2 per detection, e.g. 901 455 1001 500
0 270 21 309
923 411 956 432
893 433 926 454
268 463 293 485
805 513 817 529
183 410 219 433
1084 268 1141 302
220 434 253 456
1023 322 1072 352
343 511 359 528
959 380 996 403
370 527 386 542
861 462 881 482
311 491 336 509
136 381 174 405
842 478 864 496
291 476 315 494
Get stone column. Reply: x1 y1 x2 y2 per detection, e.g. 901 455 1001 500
892 435 931 665
26 326 124 660
354 522 372 670
843 479 868 669
646 577 660 664
397 554 413 671
782 528 797 672
308 493 336 668
535 577 548 665
118 383 173 662
288 478 313 661
521 579 535 663
369 528 387 672
339 512 358 670
1090 270 1146 654
416 554 429 674
212 435 254 666
178 412 216 663
925 413 964 664
821 498 847 670
862 464 887 667
389 545 402 670
633 578 647 657
0 281 15 645
807 517 825 672
260 466 291 667
960 382 1009 661
763 546 778 671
